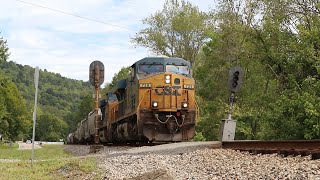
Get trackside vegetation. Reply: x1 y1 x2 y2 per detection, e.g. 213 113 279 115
132 0 320 140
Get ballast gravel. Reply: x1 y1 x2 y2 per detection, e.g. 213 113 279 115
99 146 320 179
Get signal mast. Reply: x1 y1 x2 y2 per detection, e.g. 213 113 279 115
220 67 244 141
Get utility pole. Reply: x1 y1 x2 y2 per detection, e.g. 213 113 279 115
31 67 39 166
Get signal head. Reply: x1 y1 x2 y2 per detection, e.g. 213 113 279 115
228 67 243 93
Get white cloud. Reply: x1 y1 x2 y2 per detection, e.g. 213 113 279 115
1 0 214 83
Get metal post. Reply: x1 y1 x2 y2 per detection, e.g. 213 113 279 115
220 92 237 141
94 64 100 144
227 93 235 120
31 67 39 166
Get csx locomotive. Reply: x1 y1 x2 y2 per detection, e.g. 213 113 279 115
67 57 197 144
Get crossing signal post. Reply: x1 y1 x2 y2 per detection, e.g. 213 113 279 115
221 67 244 141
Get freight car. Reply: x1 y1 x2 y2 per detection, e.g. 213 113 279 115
68 57 197 144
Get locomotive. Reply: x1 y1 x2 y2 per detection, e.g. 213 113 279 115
68 57 197 144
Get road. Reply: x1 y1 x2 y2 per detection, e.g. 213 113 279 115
18 142 42 150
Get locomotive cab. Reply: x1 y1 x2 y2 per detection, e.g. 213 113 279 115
132 57 196 142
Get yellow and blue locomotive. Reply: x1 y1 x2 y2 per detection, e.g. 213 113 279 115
70 57 197 143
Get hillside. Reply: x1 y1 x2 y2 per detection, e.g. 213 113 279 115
0 61 93 139
0 61 93 116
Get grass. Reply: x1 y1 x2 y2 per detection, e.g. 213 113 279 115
0 143 101 179
0 158 99 180
0 143 72 160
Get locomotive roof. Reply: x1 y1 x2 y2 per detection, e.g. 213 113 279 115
132 57 191 67
111 57 192 92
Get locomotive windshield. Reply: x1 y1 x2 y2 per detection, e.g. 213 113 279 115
166 65 189 75
139 64 164 73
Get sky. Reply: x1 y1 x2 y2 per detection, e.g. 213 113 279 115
0 0 214 83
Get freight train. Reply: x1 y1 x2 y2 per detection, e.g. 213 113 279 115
67 57 197 144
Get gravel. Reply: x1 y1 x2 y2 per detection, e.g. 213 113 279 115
63 145 132 156
99 145 320 179
63 142 320 179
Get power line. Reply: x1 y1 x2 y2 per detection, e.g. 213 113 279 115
14 0 137 31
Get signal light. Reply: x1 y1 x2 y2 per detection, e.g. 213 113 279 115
228 67 243 93
232 71 239 88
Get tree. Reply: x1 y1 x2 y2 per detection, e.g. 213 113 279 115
0 35 30 140
36 113 67 141
195 0 320 140
0 90 9 138
76 94 94 122
131 0 214 64
194 0 270 140
65 93 94 134
109 66 131 89
0 35 10 64
255 0 320 139
102 66 131 95
0 59 93 130
0 73 31 140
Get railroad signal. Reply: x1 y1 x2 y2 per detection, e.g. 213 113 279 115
228 67 243 93
89 60 105 145
89 60 104 86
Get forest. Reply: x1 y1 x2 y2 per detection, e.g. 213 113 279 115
130 0 320 140
0 40 93 141
0 0 319 141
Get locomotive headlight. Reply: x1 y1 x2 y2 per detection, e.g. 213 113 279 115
165 75 171 84
182 102 188 108
152 101 158 108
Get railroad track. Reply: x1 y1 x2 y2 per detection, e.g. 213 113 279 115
222 140 320 160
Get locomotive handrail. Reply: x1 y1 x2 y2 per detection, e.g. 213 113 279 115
110 100 123 122
181 89 199 122
136 89 151 112
189 92 199 122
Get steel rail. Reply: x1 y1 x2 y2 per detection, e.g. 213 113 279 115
222 140 320 159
